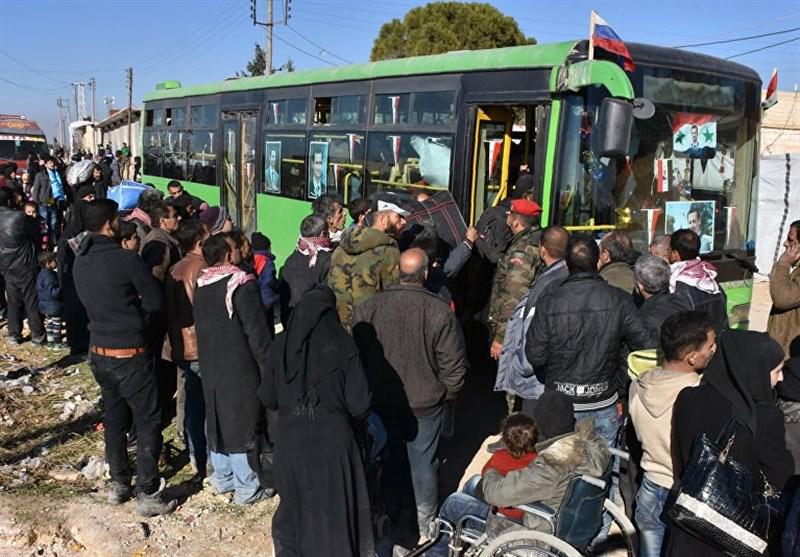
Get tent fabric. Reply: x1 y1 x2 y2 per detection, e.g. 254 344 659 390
756 153 800 275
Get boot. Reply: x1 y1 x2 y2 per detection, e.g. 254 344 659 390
107 481 132 505
135 479 177 517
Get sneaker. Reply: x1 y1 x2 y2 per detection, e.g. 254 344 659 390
107 481 132 505
31 334 47 346
135 479 177 517
6 336 22 346
47 343 68 351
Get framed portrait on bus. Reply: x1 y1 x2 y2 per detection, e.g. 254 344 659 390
308 141 328 199
264 141 281 193
665 200 715 253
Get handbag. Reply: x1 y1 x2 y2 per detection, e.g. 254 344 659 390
666 417 782 557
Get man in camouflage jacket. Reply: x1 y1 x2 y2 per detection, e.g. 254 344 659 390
328 195 410 331
489 198 542 360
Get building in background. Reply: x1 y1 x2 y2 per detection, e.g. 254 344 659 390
761 89 800 156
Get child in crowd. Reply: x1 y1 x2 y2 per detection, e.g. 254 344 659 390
482 413 539 519
23 200 48 251
118 220 140 252
250 232 279 337
36 251 63 348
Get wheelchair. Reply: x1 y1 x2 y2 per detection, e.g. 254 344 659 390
401 448 636 557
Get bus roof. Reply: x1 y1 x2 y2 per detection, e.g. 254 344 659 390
0 116 45 137
143 41 579 101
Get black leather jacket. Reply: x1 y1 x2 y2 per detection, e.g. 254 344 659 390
0 207 39 275
526 272 656 409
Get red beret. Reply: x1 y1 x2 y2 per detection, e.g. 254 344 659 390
510 199 542 217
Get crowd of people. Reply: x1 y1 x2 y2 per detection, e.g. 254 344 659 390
0 162 799 557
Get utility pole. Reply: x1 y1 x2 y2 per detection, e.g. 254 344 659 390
71 84 80 121
266 0 273 75
89 77 97 153
126 68 133 151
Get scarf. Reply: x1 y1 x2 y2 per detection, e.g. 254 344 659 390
124 207 151 227
197 265 255 318
265 285 358 419
669 258 720 295
702 330 784 436
297 236 332 268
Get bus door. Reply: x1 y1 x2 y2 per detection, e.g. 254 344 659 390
469 106 514 225
221 110 258 236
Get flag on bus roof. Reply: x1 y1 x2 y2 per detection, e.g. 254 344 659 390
590 12 635 72
762 68 778 110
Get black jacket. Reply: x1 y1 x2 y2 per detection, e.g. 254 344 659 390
673 282 729 333
195 278 272 454
475 199 512 264
0 207 39 275
278 249 331 322
637 290 691 339
526 272 656 409
353 283 467 416
73 234 163 349
36 268 61 315
667 385 793 557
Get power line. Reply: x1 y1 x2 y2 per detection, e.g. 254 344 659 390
0 75 70 95
675 27 800 48
0 48 71 86
725 36 800 60
285 24 353 64
272 30 336 66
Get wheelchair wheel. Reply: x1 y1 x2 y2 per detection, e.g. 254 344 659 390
477 530 582 557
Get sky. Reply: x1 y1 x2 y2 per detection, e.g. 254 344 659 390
0 0 798 140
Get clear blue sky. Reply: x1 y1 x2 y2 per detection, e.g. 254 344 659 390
1 0 798 140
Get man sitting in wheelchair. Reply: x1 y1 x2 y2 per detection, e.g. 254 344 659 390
395 390 611 556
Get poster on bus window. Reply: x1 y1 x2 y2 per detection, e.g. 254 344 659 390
264 141 281 193
307 141 328 199
665 200 715 253
672 113 717 159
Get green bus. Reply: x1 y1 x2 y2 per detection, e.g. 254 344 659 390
141 39 761 327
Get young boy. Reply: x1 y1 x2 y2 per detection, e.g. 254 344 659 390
481 413 539 519
24 200 48 251
118 220 140 252
36 251 63 348
250 232 279 336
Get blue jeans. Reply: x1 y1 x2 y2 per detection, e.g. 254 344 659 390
385 406 444 537
635 476 669 557
426 480 490 557
38 205 59 245
209 451 265 506
178 361 207 474
575 403 622 543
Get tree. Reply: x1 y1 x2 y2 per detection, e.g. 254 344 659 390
283 58 295 72
370 2 534 61
239 43 266 77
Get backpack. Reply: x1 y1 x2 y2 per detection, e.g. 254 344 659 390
494 291 544 399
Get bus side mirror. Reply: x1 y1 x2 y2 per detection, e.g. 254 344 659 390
596 98 633 157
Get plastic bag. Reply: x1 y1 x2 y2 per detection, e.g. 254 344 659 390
66 160 94 186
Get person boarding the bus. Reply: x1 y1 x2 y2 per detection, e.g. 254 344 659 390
488 198 541 363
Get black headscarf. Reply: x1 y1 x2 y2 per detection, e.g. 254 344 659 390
268 284 358 417
701 329 785 436
778 357 800 402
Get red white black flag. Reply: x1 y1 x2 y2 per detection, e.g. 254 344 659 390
762 68 778 110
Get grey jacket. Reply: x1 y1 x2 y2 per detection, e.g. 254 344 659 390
482 419 610 531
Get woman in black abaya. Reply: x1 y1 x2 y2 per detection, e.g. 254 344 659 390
667 330 794 557
259 285 373 557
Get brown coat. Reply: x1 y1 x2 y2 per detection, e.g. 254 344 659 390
768 261 800 358
599 261 636 294
164 253 206 362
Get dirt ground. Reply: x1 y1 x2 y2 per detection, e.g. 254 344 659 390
0 281 775 556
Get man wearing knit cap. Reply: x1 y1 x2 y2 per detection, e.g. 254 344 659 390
488 198 541 367
199 206 233 236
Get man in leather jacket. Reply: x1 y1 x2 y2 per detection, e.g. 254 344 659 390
525 234 655 442
0 188 46 345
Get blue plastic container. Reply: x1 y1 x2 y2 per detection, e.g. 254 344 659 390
107 181 151 210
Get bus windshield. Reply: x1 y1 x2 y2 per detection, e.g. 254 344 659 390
0 137 49 162
556 64 759 257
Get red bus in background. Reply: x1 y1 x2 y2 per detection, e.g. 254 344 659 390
0 115 48 170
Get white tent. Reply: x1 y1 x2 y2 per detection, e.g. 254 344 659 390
756 153 800 275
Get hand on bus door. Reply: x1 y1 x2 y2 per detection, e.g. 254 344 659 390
466 226 479 244
490 341 503 360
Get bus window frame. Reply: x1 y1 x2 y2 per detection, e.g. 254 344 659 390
310 82 371 129
265 86 311 131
